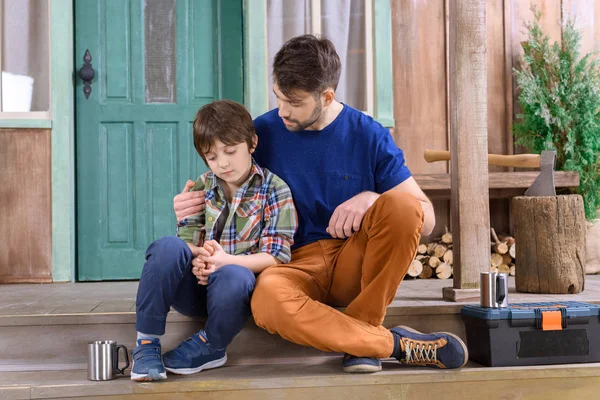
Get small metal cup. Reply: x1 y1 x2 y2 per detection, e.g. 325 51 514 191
480 272 509 308
87 340 130 381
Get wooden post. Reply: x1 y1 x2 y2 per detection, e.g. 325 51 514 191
442 0 490 302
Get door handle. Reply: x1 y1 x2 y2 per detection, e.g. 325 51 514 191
78 49 95 99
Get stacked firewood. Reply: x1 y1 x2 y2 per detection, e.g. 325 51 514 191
490 228 516 276
407 227 516 280
407 228 454 279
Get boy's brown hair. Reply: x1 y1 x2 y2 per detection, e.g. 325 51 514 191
273 34 341 99
192 100 256 164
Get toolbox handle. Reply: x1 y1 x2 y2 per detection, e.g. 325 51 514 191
496 274 507 305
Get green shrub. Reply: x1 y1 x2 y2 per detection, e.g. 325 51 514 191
513 6 600 220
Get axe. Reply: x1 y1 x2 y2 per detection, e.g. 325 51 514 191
423 149 556 196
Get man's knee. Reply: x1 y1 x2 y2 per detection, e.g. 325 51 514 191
251 273 296 330
374 191 423 231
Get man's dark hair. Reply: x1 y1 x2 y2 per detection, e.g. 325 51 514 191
192 100 255 164
273 34 341 99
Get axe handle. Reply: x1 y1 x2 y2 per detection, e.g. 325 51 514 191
424 150 541 168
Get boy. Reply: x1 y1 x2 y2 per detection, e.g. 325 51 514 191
131 100 298 381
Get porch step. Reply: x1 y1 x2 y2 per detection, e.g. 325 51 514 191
0 305 465 372
1 277 599 375
1 361 599 399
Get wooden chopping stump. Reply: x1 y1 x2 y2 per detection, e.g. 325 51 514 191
512 195 586 294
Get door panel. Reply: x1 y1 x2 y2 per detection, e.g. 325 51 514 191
75 0 243 280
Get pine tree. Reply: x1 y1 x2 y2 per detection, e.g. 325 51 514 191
513 6 600 220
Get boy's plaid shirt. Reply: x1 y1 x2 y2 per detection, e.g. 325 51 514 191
177 159 298 264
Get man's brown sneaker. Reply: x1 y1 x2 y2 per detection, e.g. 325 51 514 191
390 325 468 369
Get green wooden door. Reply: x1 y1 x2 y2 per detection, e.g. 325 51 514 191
75 0 243 280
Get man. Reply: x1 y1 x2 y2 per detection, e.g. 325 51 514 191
174 34 467 373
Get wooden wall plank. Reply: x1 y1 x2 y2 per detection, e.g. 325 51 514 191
488 0 511 235
564 0 598 56
391 0 450 241
0 129 52 283
391 0 448 174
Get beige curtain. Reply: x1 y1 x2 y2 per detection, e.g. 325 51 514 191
267 0 367 112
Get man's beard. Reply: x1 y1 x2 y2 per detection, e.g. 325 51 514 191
285 100 323 132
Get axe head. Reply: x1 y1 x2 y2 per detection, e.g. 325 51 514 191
525 150 556 196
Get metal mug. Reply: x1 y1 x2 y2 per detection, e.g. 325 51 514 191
87 340 130 381
480 272 509 308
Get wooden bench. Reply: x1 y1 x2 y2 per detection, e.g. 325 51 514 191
414 171 580 200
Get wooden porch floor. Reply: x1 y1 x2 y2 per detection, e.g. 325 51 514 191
1 275 599 316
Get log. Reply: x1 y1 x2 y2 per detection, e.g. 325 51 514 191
512 195 586 294
433 244 447 259
508 243 516 259
490 265 499 273
417 244 428 255
502 254 512 265
436 262 452 279
408 260 423 278
499 235 515 246
509 264 516 276
428 256 441 268
490 228 508 254
490 253 503 267
498 264 510 274
419 264 434 279
441 229 453 244
443 249 454 265
426 243 437 255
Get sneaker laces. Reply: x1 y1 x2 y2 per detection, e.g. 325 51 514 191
402 339 438 365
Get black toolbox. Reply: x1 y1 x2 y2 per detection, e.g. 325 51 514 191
461 301 600 367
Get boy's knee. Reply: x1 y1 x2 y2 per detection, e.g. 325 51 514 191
210 264 256 300
147 236 190 256
143 236 192 275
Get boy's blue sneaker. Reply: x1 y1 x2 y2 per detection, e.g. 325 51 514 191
130 338 167 381
163 330 227 375
342 354 382 373
391 325 468 369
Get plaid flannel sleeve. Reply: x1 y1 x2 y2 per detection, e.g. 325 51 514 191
259 175 298 264
176 175 206 245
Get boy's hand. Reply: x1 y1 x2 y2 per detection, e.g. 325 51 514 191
198 240 233 271
327 191 380 239
191 244 212 284
174 180 206 222
186 242 202 257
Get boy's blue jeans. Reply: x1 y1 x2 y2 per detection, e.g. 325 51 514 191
135 236 256 350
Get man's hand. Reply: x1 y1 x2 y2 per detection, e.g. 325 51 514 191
174 180 206 222
326 191 380 239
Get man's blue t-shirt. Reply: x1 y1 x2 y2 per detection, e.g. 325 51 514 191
253 104 412 249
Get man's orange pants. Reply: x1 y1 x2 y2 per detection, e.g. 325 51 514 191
251 191 424 357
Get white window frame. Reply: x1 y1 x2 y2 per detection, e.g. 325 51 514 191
0 0 52 123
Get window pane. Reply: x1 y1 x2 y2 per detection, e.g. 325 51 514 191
266 0 367 111
144 0 176 103
1 0 50 112
321 0 366 111
267 0 311 109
